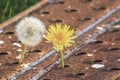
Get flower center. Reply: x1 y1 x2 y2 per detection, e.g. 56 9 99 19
26 27 36 37
55 32 65 44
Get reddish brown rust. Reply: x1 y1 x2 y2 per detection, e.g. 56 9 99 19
0 0 120 80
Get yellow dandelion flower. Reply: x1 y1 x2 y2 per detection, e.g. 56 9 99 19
45 23 76 68
45 23 76 51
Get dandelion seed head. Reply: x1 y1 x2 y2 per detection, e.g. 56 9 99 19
16 17 45 47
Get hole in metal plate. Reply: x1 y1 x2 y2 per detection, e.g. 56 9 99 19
41 11 50 14
12 41 21 43
65 9 78 13
76 52 87 56
57 1 65 4
93 6 106 11
0 52 9 55
49 19 62 23
30 50 42 53
18 41 21 43
11 62 19 65
109 68 120 71
73 72 85 76
43 78 51 80
110 29 120 33
93 40 103 44
79 17 91 21
100 48 119 52
80 0 92 2
93 59 103 63
109 48 119 51
4 32 14 35
8 61 19 66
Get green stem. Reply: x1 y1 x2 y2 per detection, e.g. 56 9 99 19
9 7 13 18
1 14 5 21
19 44 27 64
4 0 10 13
60 50 64 68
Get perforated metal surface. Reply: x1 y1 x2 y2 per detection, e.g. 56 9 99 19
0 0 120 80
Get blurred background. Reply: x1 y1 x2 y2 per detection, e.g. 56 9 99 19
0 0 40 23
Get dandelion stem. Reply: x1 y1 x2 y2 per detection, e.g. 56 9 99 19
60 50 64 68
19 44 27 64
